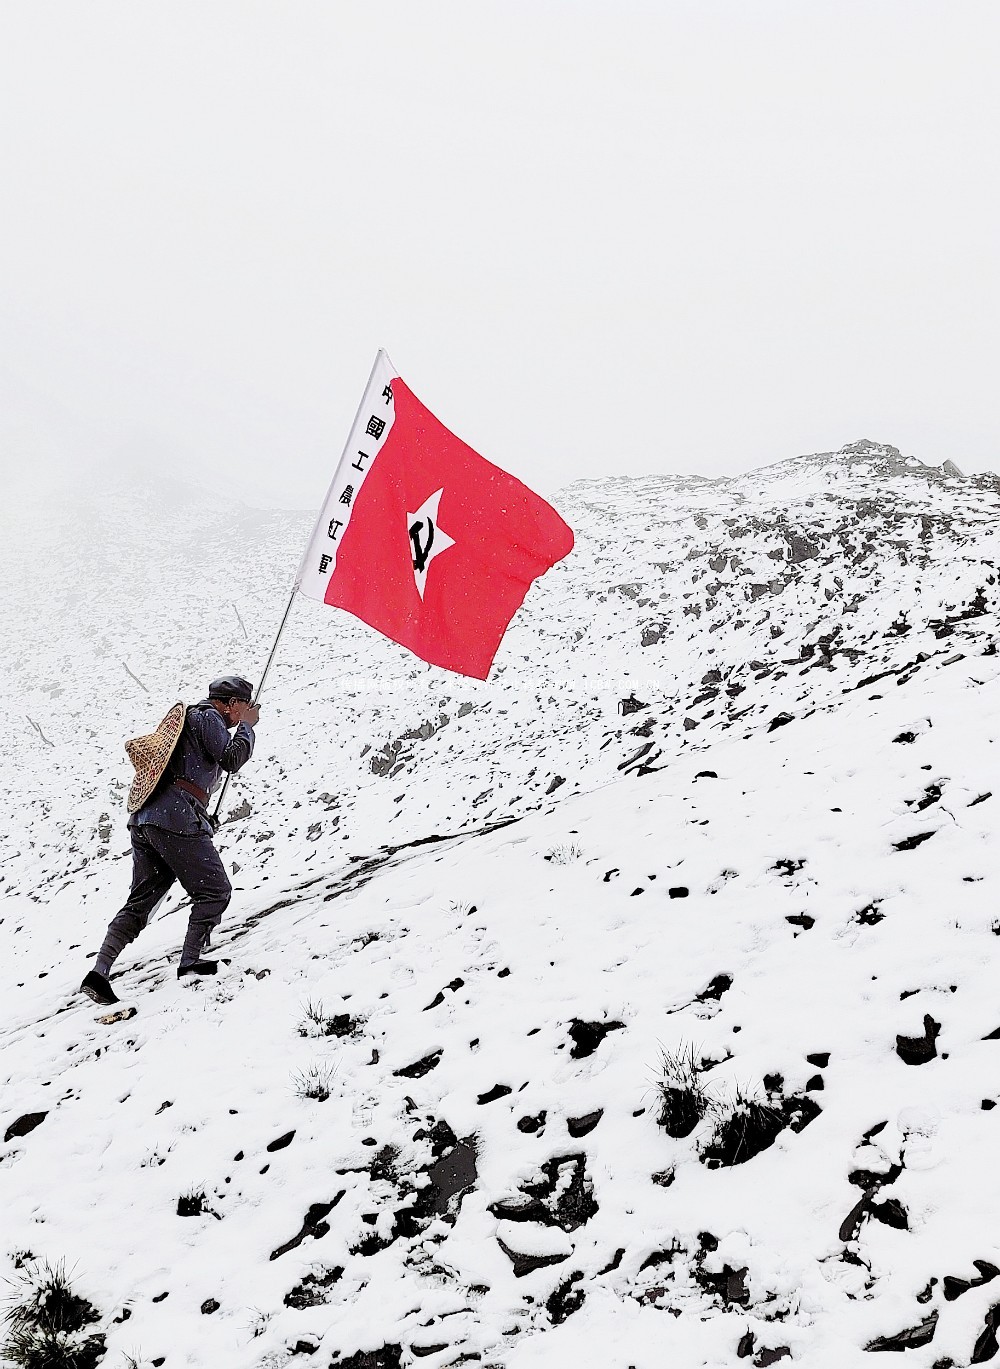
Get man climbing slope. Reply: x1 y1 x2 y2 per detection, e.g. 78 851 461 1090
80 675 259 1006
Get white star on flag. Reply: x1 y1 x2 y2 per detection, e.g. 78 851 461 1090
406 488 455 599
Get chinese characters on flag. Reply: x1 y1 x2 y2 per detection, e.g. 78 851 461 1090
296 351 574 679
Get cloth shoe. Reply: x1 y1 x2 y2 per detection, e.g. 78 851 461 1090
177 959 218 979
80 970 119 1006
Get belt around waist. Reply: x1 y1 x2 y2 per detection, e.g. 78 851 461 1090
173 777 210 807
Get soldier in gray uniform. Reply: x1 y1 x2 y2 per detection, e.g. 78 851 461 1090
81 675 259 1005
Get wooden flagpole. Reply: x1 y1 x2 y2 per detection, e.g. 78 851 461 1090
209 585 297 829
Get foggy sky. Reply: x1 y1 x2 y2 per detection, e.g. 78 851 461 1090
1 1 998 509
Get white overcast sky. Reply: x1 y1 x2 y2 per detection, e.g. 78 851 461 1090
1 1 998 508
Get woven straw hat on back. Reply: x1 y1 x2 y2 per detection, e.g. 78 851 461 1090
125 703 186 813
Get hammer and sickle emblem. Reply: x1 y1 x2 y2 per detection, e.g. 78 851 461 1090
405 489 455 600
409 517 435 574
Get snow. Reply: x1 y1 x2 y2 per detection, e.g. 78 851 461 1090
2 441 1000 1365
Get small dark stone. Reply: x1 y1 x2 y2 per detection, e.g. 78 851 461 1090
477 1083 512 1104
517 1111 546 1134
806 1074 824 1091
786 913 814 930
893 831 937 852
871 1196 908 1229
767 712 794 732
695 974 732 1003
971 1300 1000 1362
267 1130 296 1152
695 770 718 779
668 886 689 898
152 1291 169 1303
269 1193 345 1261
567 1018 625 1059
567 1109 603 1138
864 1310 938 1352
497 1237 571 1278
201 1298 220 1315
805 1052 830 1068
4 1111 47 1142
896 1014 941 1065
393 1050 443 1079
943 1260 1000 1302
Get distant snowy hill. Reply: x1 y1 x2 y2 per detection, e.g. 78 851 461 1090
2 440 1000 1367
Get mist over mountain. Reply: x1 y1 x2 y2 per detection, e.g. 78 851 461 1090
3 439 1000 1366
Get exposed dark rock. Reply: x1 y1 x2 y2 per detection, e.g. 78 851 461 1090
864 1310 938 1351
280 1264 342 1308
943 1260 1000 1302
270 1194 345 1260
496 1237 572 1278
567 1109 603 1138
695 1261 750 1307
477 1084 512 1104
871 1197 908 1229
786 913 815 931
201 1298 220 1314
267 1130 295 1152
568 1018 625 1058
767 712 794 732
492 1153 598 1235
393 1050 443 1079
855 902 884 926
333 1346 403 1369
410 1132 478 1220
893 831 937 852
972 1302 1000 1363
668 886 689 898
517 1111 546 1134
696 974 733 1002
619 694 647 716
806 1052 830 1068
546 1272 586 1324
4 1111 47 1142
896 1014 941 1065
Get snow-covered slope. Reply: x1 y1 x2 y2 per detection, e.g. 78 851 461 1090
2 440 1000 1367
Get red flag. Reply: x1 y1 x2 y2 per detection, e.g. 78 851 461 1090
297 352 574 679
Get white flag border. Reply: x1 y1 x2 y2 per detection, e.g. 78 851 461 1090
295 349 398 601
